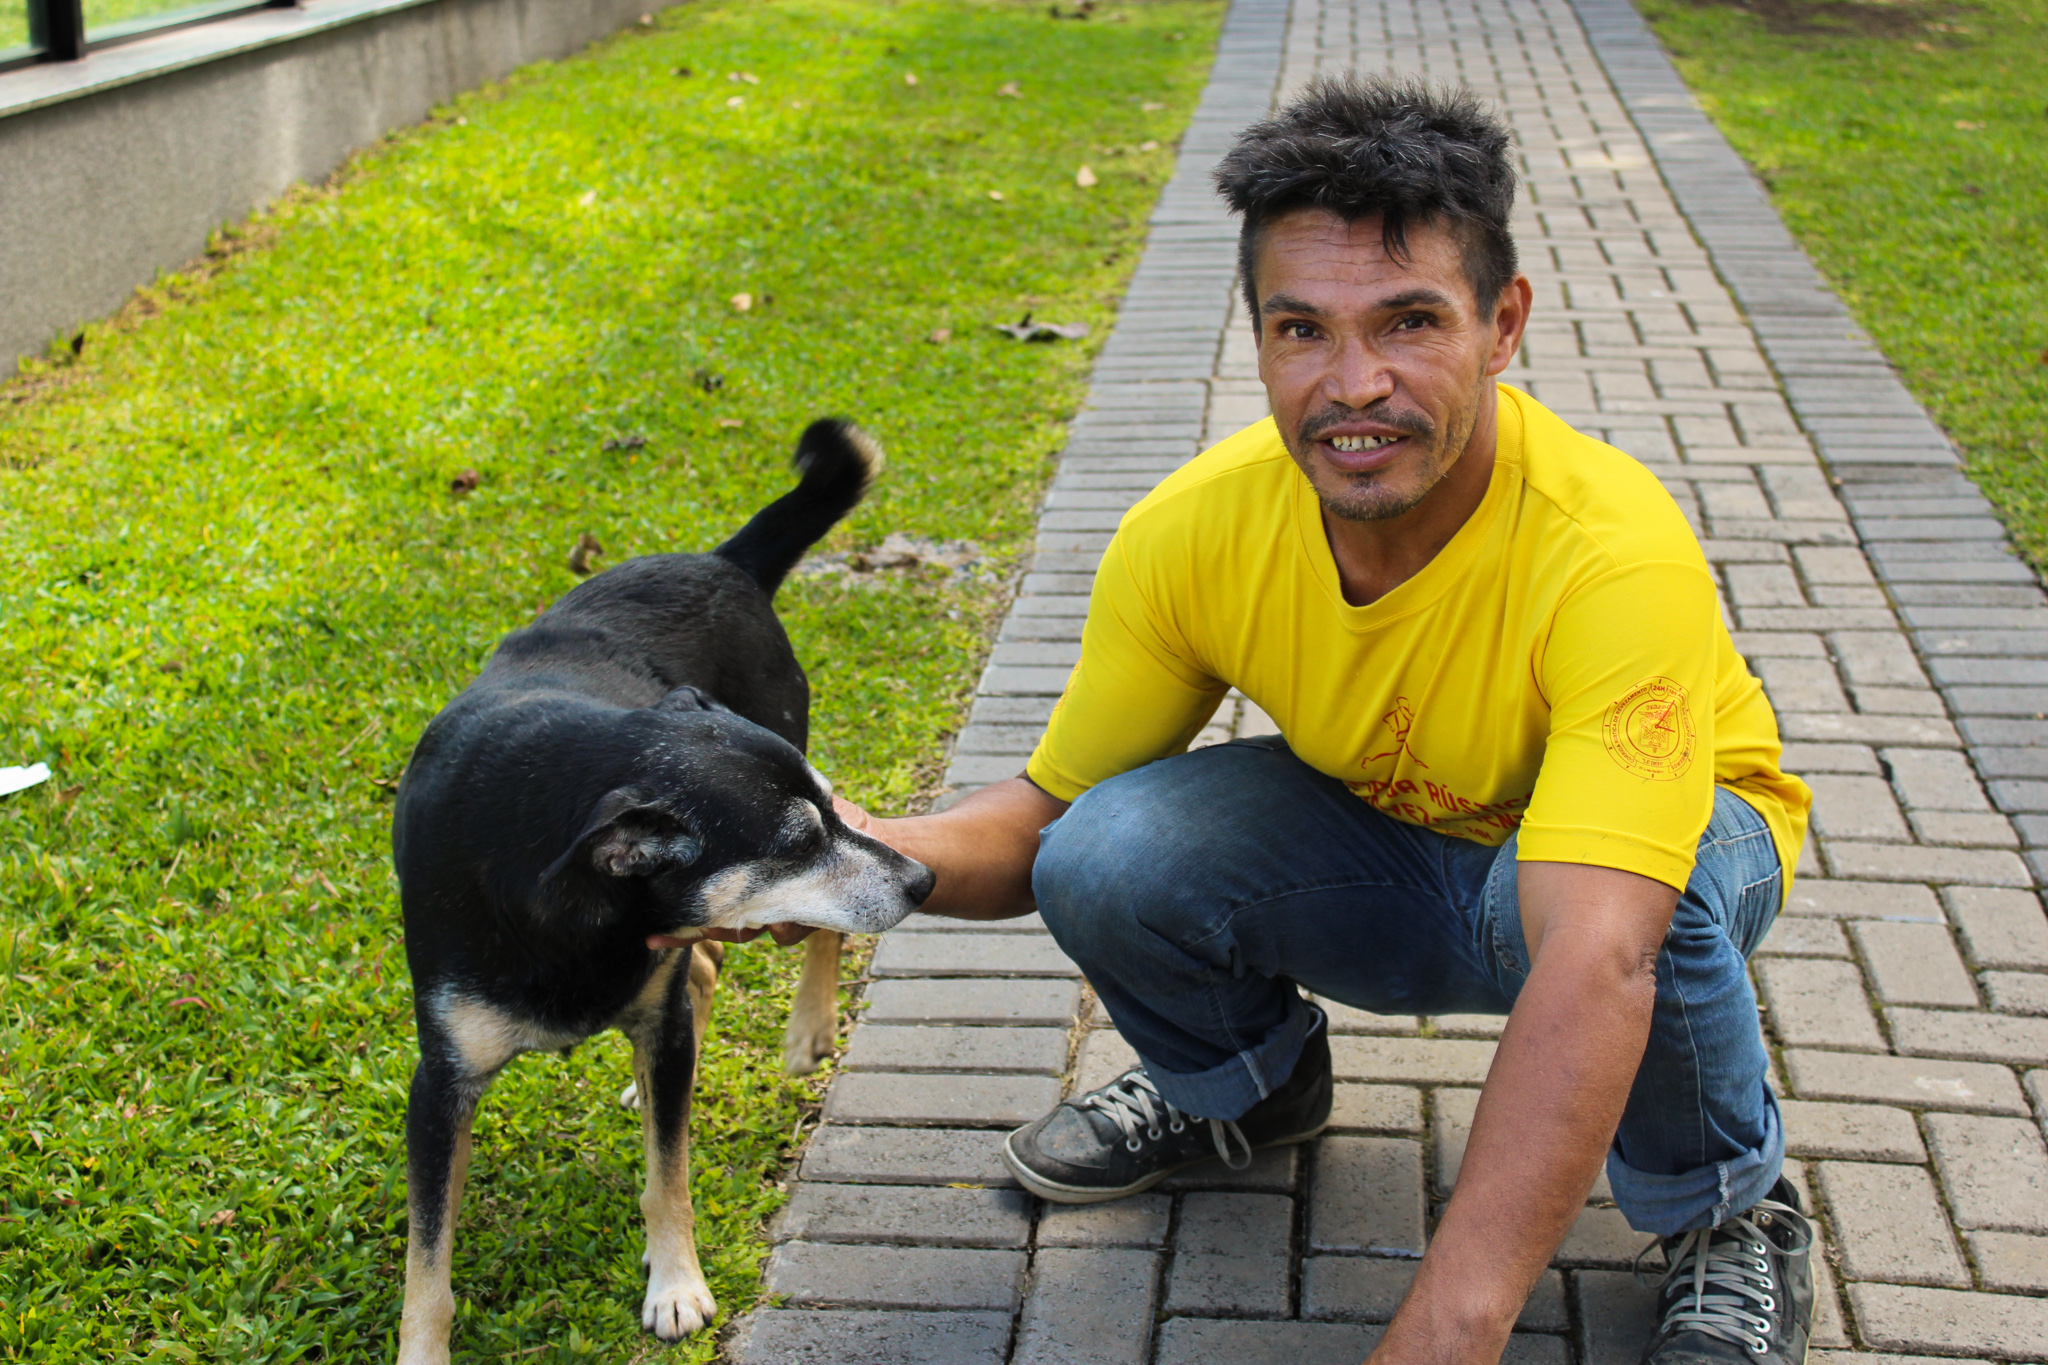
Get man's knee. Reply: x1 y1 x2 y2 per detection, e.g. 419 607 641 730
1035 762 1213 956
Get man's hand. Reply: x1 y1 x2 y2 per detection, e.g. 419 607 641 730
1367 861 1677 1365
846 776 1067 921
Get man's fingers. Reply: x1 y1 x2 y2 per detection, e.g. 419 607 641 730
831 794 873 831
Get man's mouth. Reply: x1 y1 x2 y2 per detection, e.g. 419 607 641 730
1328 434 1401 453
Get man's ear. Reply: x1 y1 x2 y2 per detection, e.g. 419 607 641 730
542 787 704 882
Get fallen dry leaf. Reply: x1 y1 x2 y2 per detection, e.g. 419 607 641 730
994 313 1089 342
601 434 648 452
673 66 693 77
1075 164 1098 188
904 71 920 86
2037 347 2048 365
569 533 604 576
988 190 1006 201
578 190 598 208
727 95 745 109
1142 100 1166 112
1954 120 1982 130
740 71 760 84
730 292 754 312
638 12 652 23
929 327 952 344
997 80 1021 97
718 417 745 429
450 468 481 493
1141 139 1160 151
209 1209 236 1226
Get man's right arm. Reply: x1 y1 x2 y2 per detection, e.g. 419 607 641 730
836 776 1068 921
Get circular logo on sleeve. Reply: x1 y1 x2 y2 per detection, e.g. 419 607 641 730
1602 676 1696 781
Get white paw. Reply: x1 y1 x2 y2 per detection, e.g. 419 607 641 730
640 1270 717 1340
619 1081 640 1110
782 1020 837 1076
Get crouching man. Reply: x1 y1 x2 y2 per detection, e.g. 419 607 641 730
839 74 1815 1365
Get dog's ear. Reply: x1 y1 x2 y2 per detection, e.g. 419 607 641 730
655 685 731 714
543 787 704 882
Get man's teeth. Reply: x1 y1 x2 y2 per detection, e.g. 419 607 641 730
1329 434 1397 453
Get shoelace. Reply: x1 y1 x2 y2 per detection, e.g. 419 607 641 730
1079 1067 1253 1170
1633 1195 1814 1355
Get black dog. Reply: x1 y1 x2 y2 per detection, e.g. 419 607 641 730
391 420 934 1363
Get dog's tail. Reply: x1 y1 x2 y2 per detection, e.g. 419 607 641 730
715 418 881 598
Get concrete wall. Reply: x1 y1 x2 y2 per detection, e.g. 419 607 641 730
0 0 654 369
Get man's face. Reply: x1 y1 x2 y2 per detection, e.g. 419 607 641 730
1253 210 1524 523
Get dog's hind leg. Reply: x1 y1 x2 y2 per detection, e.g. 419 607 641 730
396 1057 485 1365
629 946 718 1340
782 929 843 1075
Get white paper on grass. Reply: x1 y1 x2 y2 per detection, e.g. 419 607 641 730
0 763 52 797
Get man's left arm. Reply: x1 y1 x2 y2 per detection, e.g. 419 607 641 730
1365 861 1676 1363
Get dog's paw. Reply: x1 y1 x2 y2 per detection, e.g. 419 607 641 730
619 1081 641 1110
640 1270 717 1341
781 1020 837 1077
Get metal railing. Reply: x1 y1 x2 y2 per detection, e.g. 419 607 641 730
3 0 294 71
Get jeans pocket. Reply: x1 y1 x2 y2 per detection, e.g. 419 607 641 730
1732 868 1782 958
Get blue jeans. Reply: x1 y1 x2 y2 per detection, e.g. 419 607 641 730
1034 736 1788 1236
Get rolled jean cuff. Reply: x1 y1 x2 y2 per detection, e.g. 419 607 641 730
1139 993 1316 1122
1606 1088 1786 1237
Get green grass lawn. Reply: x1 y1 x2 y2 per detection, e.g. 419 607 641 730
1636 0 2048 561
0 0 1221 1357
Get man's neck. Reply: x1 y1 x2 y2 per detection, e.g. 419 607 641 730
1322 386 1500 607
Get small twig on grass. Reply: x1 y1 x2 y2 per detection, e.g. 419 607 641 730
334 717 383 759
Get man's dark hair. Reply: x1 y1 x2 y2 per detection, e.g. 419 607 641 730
1214 74 1519 321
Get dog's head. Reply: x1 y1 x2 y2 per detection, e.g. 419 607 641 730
540 690 934 937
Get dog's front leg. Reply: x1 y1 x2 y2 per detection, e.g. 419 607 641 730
782 929 844 1075
631 945 718 1339
397 1059 483 1365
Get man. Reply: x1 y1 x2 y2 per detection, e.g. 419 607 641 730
838 75 1815 1364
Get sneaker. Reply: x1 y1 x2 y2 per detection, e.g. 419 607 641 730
1001 1008 1332 1204
1638 1176 1816 1365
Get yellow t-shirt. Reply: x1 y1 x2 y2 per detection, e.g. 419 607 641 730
1026 384 1810 894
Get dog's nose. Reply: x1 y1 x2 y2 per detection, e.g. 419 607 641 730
905 862 937 906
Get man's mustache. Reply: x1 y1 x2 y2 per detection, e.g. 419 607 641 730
1297 402 1434 448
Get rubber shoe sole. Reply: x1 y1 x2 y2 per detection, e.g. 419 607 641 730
1000 1117 1331 1205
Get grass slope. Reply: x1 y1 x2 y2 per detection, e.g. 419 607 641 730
1637 0 2048 561
0 0 1222 1358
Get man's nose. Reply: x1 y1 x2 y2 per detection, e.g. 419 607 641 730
1325 336 1395 410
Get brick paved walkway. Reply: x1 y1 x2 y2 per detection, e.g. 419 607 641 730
728 0 2048 1358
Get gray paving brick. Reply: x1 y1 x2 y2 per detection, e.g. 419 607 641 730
1777 741 1881 774
1780 1099 1926 1161
1757 918 1851 957
1575 1267 1660 1365
1849 1283 2048 1357
771 1183 1033 1248
1756 957 1886 1051
1983 971 2048 1015
859 977 1080 1026
1013 1248 1159 1365
1781 1049 2029 1114
1163 1191 1293 1316
1924 1113 2048 1233
764 1241 1027 1310
1328 1083 1425 1134
1159 1142 1300 1193
1153 1320 1385 1365
1555 1205 1650 1269
1822 841 2031 887
731 1309 1013 1365
1308 1136 1426 1255
1330 1035 1496 1084
1833 630 1931 686
895 911 1048 934
1967 1230 2048 1292
1889 1006 2048 1067
800 1125 1014 1187
1302 1258 1566 1330
841 1025 1068 1076
824 1072 1063 1127
1784 879 1943 922
1814 1161 1970 1286
1851 921 1980 1007
1035 1194 1171 1248
868 933 1079 978
1883 747 1994 812
1779 712 1960 746
1909 810 2019 847
1317 999 1421 1034
1946 887 2048 969
1433 1086 1480 1195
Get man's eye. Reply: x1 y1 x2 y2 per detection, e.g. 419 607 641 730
1282 322 1317 339
1393 314 1431 330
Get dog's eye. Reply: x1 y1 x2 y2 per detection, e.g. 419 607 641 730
783 801 827 855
